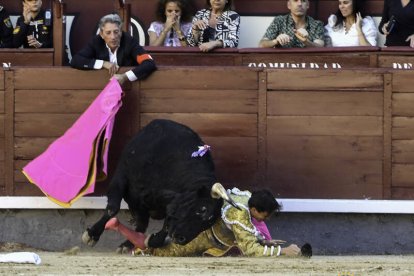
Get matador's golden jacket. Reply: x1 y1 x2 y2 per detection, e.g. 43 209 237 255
136 188 281 257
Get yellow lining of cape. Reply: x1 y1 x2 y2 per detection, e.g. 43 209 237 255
21 129 108 208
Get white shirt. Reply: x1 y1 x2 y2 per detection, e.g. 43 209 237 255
324 14 377 47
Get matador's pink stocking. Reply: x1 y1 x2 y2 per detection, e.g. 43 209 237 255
105 218 147 250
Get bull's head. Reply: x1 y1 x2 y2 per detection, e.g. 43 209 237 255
165 183 238 245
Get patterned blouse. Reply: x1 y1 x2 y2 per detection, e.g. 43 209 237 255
187 9 240 48
148 21 192 47
262 14 325 48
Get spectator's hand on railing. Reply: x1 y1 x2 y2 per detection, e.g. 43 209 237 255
406 34 414 48
199 40 223 52
27 35 42 48
274 34 291 47
103 61 119 77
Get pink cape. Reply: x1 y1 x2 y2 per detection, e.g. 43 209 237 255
22 78 123 207
252 217 272 240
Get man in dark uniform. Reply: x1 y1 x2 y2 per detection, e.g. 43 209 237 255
13 0 52 48
0 5 13 48
70 13 156 85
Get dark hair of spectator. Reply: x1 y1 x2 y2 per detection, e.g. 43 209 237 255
156 0 194 23
248 189 281 214
334 0 364 28
206 0 233 11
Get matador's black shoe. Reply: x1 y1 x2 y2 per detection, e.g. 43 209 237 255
300 243 312 258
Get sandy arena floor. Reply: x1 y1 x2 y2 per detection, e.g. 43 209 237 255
1 245 414 276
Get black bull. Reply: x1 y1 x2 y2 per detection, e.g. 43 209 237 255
82 119 238 249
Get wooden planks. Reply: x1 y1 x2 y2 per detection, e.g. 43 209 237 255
242 53 373 68
150 53 238 66
265 69 384 198
0 50 53 66
204 137 258 188
6 66 414 200
15 90 100 113
139 69 260 189
0 70 4 192
267 116 382 136
391 72 414 194
141 113 257 138
267 91 383 116
378 55 414 70
393 93 414 116
391 71 414 93
267 70 384 91
140 67 259 90
140 89 257 114
11 66 260 196
14 68 110 90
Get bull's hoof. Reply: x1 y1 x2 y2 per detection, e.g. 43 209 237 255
82 230 97 247
300 243 312 258
116 240 134 254
115 246 132 254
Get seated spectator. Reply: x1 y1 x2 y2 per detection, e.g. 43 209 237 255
259 0 324 48
70 14 156 85
379 0 414 47
148 0 193 47
13 0 52 48
187 0 240 52
0 5 13 48
325 0 377 47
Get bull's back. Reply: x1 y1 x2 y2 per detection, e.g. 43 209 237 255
120 119 216 192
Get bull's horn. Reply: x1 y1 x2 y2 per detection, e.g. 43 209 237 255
211 183 241 210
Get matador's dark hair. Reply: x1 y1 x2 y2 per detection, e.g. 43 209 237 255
248 189 281 214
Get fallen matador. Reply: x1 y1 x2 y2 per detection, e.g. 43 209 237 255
105 188 312 257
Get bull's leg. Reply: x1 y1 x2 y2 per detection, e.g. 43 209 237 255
82 172 127 247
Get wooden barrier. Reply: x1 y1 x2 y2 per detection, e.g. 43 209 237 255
378 47 414 69
1 66 414 200
4 46 412 68
0 49 54 66
144 47 414 68
0 70 5 194
239 46 380 68
145 47 240 66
